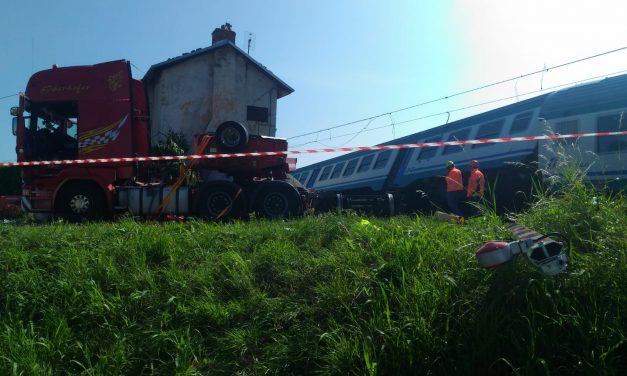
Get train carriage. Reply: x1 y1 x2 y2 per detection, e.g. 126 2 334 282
537 74 627 189
294 73 627 214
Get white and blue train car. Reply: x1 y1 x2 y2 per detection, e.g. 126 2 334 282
293 74 627 214
537 74 627 186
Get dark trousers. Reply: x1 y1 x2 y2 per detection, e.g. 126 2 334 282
465 195 483 217
446 190 465 217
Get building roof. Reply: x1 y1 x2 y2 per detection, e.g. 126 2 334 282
142 39 294 98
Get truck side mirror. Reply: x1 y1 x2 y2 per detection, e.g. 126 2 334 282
10 107 18 116
12 117 17 136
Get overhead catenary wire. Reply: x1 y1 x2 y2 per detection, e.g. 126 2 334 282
130 62 145 74
287 45 627 141
0 93 18 101
290 68 627 148
291 69 627 148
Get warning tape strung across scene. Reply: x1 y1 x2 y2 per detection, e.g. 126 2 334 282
1 130 626 167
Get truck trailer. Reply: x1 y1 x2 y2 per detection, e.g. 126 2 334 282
10 29 307 221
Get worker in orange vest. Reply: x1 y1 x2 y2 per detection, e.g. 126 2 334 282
466 160 485 199
445 161 464 216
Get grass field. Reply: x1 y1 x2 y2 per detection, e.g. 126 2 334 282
0 174 625 375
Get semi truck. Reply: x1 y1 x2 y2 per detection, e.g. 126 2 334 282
10 37 308 221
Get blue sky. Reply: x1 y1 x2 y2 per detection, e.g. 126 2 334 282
2 1 627 166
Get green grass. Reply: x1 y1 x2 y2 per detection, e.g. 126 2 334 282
0 184 625 374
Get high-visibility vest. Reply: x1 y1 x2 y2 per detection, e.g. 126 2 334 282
467 169 485 197
446 168 464 192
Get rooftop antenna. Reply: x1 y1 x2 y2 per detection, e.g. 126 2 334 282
246 31 256 54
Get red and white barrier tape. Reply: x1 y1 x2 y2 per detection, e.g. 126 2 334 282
2 130 626 167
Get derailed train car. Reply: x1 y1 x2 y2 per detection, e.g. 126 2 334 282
293 74 627 215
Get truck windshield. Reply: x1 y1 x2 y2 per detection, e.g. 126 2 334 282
23 101 78 161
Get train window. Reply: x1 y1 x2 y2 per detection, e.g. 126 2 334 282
319 166 333 181
373 150 392 169
554 120 579 146
597 114 627 153
330 162 346 179
416 136 441 160
307 169 320 188
302 171 312 185
343 159 359 177
443 129 470 155
292 173 301 181
357 155 375 173
510 112 532 134
473 120 504 149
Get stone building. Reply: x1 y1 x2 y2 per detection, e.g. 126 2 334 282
143 24 294 146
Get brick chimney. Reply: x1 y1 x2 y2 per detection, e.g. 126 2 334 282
212 23 236 45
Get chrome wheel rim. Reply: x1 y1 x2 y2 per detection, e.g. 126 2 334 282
69 194 90 214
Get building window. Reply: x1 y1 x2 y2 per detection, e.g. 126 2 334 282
357 155 374 173
473 120 504 149
597 113 627 153
510 112 532 134
553 119 579 146
343 159 359 177
319 166 332 181
373 150 392 169
330 162 346 179
416 136 441 160
443 129 470 155
247 106 269 122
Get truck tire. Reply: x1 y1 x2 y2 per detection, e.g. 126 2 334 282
56 183 105 222
195 181 246 220
253 180 303 219
215 121 249 151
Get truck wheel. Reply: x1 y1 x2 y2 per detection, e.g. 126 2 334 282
195 181 246 220
254 181 303 219
215 121 249 151
56 183 105 222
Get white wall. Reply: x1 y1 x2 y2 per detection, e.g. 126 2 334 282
146 46 280 147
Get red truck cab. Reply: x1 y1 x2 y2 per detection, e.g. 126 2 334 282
15 60 149 218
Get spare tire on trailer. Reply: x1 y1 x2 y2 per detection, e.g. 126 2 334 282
215 121 249 151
